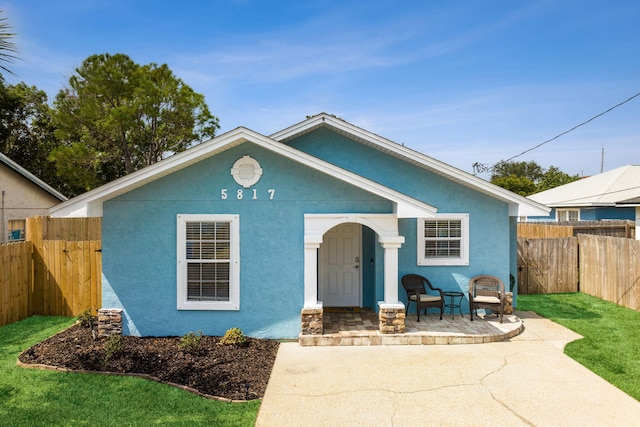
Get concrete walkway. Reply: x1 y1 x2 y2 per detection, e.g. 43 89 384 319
256 311 640 426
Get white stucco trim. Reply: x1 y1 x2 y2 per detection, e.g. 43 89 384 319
304 214 405 309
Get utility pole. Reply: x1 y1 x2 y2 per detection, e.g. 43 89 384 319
600 147 604 173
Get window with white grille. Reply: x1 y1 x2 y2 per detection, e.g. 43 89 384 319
556 209 579 221
417 214 469 266
177 214 239 310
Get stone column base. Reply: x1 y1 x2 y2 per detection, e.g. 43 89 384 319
378 303 406 334
301 308 323 335
97 308 123 337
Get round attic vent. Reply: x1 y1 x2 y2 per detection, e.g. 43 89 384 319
231 155 263 188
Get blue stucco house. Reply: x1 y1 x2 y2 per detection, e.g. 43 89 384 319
50 113 548 339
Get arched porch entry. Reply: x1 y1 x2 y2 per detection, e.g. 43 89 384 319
301 214 407 335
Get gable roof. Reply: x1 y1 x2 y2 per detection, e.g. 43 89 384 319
50 114 549 218
0 152 67 201
49 126 438 218
272 113 548 217
528 165 640 208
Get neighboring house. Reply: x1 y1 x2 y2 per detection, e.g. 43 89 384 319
0 153 67 244
50 113 548 339
527 165 640 228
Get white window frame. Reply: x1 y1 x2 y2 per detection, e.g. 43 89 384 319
8 219 26 241
556 209 579 222
417 214 469 266
177 214 240 310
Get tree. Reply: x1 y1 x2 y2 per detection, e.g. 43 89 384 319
491 174 537 197
536 165 580 193
491 160 544 183
490 160 579 196
0 81 67 193
0 10 18 76
51 53 220 195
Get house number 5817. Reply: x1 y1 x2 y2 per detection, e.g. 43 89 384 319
220 189 275 200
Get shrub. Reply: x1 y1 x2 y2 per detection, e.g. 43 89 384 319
219 327 247 346
179 330 204 355
77 309 94 328
103 334 125 364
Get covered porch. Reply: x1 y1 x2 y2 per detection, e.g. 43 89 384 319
300 212 523 345
301 213 418 338
299 310 524 346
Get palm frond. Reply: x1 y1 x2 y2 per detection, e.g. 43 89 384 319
0 11 18 76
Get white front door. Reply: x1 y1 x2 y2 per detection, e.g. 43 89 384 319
319 223 362 307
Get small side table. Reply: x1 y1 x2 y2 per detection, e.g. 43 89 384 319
443 291 465 319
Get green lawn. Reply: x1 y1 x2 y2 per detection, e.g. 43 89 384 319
5 294 639 425
518 292 640 401
0 316 259 427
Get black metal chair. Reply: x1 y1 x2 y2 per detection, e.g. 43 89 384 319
401 274 444 321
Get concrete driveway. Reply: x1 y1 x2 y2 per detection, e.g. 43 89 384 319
256 311 640 426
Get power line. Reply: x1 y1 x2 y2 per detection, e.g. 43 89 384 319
502 91 640 163
473 91 640 175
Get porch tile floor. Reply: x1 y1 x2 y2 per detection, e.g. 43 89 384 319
299 309 524 346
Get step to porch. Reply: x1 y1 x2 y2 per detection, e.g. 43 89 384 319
298 311 524 346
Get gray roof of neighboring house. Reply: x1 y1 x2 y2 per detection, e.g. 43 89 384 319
616 196 640 206
528 165 640 208
0 152 67 201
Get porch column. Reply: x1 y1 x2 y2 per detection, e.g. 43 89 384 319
378 237 406 334
301 241 323 335
303 242 322 308
636 207 639 241
381 238 404 304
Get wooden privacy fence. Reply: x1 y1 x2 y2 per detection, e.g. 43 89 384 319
32 240 102 318
26 216 102 241
579 234 640 311
518 234 640 312
517 237 579 294
0 216 102 327
518 220 635 239
0 241 32 326
518 223 574 238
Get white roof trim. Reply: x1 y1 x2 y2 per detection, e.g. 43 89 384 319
0 152 67 201
49 127 437 219
271 113 549 217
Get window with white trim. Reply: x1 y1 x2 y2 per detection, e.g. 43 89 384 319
177 214 240 310
8 219 26 241
417 214 469 266
556 209 579 221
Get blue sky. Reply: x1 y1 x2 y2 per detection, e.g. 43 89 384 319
3 0 639 178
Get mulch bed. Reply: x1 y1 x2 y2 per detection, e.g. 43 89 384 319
17 321 280 401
